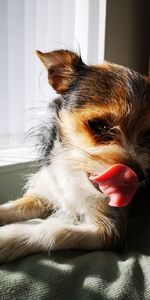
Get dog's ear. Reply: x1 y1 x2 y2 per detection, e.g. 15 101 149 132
36 49 85 94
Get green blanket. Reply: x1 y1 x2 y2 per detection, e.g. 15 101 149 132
0 214 150 300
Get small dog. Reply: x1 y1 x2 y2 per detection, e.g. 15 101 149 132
0 50 150 262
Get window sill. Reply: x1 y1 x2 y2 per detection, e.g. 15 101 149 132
0 147 37 203
0 147 37 173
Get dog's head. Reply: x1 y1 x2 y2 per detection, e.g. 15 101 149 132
36 50 150 208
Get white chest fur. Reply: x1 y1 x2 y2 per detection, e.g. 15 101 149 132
26 155 102 224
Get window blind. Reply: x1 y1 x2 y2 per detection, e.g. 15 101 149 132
0 0 106 148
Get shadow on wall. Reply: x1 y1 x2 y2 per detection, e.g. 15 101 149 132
105 0 150 75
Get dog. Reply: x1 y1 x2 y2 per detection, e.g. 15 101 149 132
0 49 150 262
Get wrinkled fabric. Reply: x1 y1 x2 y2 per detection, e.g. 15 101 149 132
0 214 150 300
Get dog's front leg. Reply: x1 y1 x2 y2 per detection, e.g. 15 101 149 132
0 218 104 263
0 195 53 225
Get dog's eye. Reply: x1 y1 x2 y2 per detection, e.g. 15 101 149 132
141 130 150 146
87 119 111 139
143 130 150 141
139 130 150 148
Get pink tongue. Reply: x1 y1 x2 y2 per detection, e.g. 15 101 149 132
90 164 138 207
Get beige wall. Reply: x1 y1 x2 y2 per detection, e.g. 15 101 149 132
105 0 149 75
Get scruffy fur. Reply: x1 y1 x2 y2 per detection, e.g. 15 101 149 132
0 50 150 262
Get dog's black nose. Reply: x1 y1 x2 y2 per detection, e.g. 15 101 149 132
136 166 150 190
145 168 150 187
137 168 146 185
129 162 148 188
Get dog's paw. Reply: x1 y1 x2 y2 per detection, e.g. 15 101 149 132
0 204 15 225
0 204 12 225
0 205 5 225
0 223 33 263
